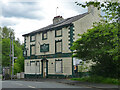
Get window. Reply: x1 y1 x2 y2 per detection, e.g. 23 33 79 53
30 45 35 55
30 61 35 66
30 35 35 42
36 61 40 66
24 49 27 56
55 40 62 53
36 61 40 73
55 29 62 37
55 59 62 73
30 61 35 74
42 32 47 40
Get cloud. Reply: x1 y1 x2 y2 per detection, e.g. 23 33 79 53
1 0 93 43
1 2 44 20
56 1 88 18
0 16 19 26
9 18 52 42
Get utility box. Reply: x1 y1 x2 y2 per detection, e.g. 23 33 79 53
17 72 24 79
20 72 24 79
17 73 20 79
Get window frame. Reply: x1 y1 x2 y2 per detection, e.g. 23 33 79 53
55 59 63 73
30 44 35 56
30 61 35 66
30 34 36 42
55 29 62 37
42 32 47 40
55 40 62 53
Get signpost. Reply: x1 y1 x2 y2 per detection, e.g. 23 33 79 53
10 35 17 80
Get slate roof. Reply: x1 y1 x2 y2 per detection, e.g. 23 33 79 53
22 12 89 36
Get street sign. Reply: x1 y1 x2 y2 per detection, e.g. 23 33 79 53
14 57 17 59
9 54 12 57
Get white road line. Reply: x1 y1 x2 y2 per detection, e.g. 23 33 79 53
16 83 23 86
35 82 43 83
28 85 36 88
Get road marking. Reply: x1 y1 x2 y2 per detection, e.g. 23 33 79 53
28 85 36 88
35 82 43 84
16 83 23 86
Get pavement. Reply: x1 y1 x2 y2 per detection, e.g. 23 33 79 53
12 78 120 89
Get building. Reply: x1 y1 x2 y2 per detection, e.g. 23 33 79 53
22 6 100 78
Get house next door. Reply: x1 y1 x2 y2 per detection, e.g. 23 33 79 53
41 59 48 78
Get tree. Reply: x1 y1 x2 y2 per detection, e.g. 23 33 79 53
14 42 24 74
71 1 120 78
1 26 15 39
1 26 24 74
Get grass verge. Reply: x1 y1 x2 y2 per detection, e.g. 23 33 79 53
70 76 120 85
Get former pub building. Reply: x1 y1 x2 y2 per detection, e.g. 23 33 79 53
22 6 100 78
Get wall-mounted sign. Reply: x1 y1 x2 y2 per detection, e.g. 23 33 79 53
40 44 49 52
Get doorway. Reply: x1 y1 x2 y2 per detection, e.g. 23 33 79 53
41 59 48 78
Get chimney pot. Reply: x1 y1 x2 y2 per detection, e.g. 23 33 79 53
53 16 64 24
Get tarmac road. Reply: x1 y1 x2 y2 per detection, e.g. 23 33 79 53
1 80 104 90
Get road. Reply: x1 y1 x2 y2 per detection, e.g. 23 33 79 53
1 80 101 90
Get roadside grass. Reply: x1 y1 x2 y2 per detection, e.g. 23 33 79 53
0 75 2 79
70 76 120 85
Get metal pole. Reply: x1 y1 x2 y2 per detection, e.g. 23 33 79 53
11 36 14 79
56 7 58 16
9 36 11 79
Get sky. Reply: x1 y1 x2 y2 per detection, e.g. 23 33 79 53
0 0 95 43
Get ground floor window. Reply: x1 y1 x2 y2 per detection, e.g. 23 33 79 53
55 59 62 73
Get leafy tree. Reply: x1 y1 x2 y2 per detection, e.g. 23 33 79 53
1 26 24 74
78 61 89 72
14 42 24 74
2 38 11 66
1 26 15 39
71 1 120 78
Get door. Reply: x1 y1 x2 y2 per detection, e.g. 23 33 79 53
41 59 48 78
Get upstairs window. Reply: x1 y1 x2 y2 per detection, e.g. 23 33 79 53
55 59 62 73
55 40 62 53
30 35 35 42
55 29 62 37
42 32 47 40
30 45 35 55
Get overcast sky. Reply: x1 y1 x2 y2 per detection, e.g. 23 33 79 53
0 0 94 43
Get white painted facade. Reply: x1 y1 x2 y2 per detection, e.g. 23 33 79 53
23 6 100 78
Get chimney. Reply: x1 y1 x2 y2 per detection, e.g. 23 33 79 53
88 0 100 15
53 16 64 24
88 5 101 16
88 5 94 13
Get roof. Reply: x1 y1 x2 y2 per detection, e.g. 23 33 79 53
22 12 89 36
